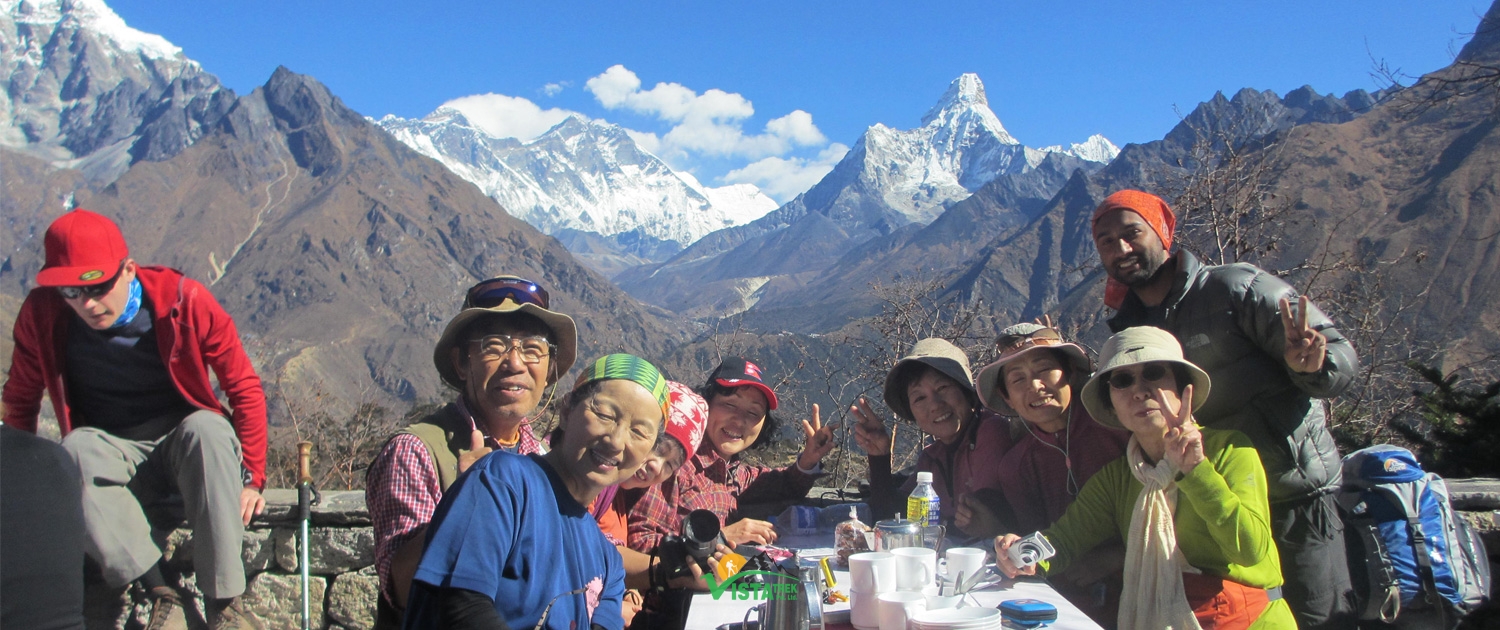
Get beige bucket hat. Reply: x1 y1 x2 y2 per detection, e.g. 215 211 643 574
433 276 578 389
975 323 1092 417
1080 326 1211 429
883 338 976 422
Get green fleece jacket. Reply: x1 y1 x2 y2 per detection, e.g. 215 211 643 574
1040 428 1295 628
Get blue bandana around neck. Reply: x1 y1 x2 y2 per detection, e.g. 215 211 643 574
110 277 143 329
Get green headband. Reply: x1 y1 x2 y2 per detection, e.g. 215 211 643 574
574 353 670 419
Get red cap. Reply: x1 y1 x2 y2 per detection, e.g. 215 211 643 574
37 209 129 287
709 356 779 410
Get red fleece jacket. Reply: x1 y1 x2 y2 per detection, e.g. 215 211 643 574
3 266 269 487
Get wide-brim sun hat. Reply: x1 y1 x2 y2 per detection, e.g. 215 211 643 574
975 323 1092 416
883 338 976 422
1079 326 1211 429
433 276 578 389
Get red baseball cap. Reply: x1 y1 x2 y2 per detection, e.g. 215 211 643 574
708 356 779 410
36 209 129 287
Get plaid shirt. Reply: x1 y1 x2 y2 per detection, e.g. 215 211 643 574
626 447 818 552
365 401 546 603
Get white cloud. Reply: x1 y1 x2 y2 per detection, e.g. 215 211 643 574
541 82 567 97
723 143 850 202
584 65 826 160
625 129 662 154
439 93 578 140
766 110 826 146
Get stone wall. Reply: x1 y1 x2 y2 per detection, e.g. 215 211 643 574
83 480 1500 628
86 489 376 630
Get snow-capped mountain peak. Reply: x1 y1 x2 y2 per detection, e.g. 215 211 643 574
3 0 228 180
818 73 1115 227
920 73 1017 145
9 0 183 61
378 108 777 253
1040 134 1120 164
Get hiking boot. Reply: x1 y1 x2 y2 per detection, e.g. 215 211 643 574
208 596 257 630
144 586 188 630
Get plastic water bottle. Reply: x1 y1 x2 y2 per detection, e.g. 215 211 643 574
906 471 940 526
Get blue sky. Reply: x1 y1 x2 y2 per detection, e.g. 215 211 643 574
110 0 1487 201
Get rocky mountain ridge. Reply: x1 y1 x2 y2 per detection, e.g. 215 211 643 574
1 0 233 182
614 73 1117 317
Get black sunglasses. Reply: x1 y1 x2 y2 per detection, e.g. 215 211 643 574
57 264 125 300
1106 363 1171 390
463 276 550 310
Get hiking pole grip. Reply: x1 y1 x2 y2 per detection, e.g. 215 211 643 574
297 441 313 486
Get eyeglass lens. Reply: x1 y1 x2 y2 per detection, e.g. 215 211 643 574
473 335 551 363
1106 363 1169 390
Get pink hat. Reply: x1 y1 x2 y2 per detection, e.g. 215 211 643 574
665 381 707 455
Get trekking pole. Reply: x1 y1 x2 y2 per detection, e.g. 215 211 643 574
296 441 319 630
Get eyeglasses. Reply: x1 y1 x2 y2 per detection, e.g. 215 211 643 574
463 276 550 310
469 334 553 364
997 327 1064 357
533 586 588 630
1106 363 1171 390
57 264 125 300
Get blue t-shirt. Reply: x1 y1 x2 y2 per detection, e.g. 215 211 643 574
405 452 624 630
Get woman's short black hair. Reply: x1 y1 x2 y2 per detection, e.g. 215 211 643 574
1095 362 1192 411
895 363 980 417
700 382 779 451
996 348 1074 402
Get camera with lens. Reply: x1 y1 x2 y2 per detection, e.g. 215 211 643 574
657 509 728 583
1006 532 1056 569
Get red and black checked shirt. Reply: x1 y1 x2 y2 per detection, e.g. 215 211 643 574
364 401 546 603
626 447 818 552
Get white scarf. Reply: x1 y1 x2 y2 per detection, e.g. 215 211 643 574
1118 435 1202 630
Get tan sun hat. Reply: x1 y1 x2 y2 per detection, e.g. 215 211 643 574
433 276 578 389
882 338 976 422
975 323 1092 417
1079 326 1211 429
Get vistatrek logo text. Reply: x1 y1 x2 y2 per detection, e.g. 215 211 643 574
705 571 798 601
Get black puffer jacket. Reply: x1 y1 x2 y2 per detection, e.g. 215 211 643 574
1108 250 1358 503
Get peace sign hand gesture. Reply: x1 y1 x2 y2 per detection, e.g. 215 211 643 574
1159 384 1204 474
797 404 836 471
850 397 893 457
1279 295 1328 374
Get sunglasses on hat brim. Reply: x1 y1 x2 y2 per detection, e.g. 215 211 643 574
463 277 550 310
997 327 1065 357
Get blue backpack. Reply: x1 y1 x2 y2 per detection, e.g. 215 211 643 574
1336 445 1491 627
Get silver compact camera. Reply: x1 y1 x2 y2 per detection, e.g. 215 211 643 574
1006 532 1056 568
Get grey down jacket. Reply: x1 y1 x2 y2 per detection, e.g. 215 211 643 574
1107 250 1358 503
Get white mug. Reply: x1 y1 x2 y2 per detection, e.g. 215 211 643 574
850 588 880 630
848 551 896 594
945 547 987 583
877 591 927 630
891 547 937 591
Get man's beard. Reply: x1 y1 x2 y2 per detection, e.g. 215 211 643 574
1110 251 1166 287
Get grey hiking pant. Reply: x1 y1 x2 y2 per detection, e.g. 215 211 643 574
1274 491 1357 630
60 410 246 599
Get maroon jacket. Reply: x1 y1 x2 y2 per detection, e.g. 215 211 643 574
998 404 1130 533
866 411 1016 532
3 266 269 487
